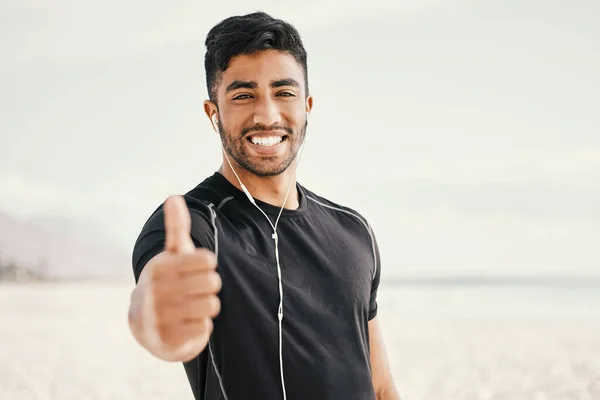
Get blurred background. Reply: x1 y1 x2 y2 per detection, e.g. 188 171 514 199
1 0 599 399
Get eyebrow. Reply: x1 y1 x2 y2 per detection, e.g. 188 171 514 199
225 78 300 94
225 80 258 93
270 78 300 89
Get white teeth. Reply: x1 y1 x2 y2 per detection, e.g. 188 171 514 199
250 136 283 147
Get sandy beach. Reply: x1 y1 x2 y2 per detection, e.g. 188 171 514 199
1 282 598 400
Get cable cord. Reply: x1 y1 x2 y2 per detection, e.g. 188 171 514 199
218 137 307 400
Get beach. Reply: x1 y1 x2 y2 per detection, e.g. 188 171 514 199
1 282 598 399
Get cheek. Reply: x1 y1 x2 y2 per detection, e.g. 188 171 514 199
220 108 251 133
219 117 242 137
286 106 307 127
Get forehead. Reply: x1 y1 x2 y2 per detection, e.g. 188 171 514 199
219 50 305 90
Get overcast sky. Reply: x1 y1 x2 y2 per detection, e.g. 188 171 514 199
1 0 599 278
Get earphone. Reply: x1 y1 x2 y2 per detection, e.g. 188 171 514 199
211 111 309 400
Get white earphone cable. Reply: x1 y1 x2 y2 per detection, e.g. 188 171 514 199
217 115 308 400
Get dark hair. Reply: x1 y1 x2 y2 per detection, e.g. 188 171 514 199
204 12 309 103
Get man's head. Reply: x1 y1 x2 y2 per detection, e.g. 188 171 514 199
203 12 313 177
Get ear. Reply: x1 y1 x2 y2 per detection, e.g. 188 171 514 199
203 100 219 133
305 95 313 116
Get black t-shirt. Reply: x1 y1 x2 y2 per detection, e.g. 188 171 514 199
132 172 382 400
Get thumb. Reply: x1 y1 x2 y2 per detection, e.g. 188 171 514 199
164 195 196 254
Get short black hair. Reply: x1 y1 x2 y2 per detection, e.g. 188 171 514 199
204 12 309 103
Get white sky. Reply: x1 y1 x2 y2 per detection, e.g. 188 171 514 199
1 0 599 277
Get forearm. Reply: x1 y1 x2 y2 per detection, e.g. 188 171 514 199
377 383 402 400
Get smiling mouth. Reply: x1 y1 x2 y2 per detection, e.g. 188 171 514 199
246 135 288 147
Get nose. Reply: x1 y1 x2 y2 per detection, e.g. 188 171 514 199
252 97 282 127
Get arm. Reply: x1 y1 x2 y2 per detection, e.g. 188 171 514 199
362 220 400 398
369 316 401 400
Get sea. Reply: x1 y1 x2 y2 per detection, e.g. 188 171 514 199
377 276 600 321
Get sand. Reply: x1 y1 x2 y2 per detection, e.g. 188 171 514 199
1 282 598 400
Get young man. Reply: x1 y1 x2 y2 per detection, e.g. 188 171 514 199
128 12 401 400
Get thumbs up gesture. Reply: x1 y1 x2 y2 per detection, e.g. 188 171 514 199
128 196 222 362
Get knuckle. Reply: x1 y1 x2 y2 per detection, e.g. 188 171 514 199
208 296 221 316
208 272 222 292
205 318 214 334
197 249 217 268
213 297 221 316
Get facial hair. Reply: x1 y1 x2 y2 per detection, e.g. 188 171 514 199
218 117 307 177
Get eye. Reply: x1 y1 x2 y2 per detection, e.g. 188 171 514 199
276 91 296 97
233 94 253 100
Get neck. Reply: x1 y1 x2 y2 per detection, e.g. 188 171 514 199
218 161 300 210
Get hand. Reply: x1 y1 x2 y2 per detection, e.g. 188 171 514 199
129 195 222 362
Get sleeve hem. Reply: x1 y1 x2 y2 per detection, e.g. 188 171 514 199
368 306 378 321
133 243 164 283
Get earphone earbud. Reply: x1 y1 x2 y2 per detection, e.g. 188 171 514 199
210 114 220 135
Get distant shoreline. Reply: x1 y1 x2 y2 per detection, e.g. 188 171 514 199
381 275 600 288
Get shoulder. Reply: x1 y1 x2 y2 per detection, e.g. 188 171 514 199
302 185 380 278
131 174 229 281
150 173 231 223
135 175 229 246
303 186 372 231
302 187 377 254
140 190 216 233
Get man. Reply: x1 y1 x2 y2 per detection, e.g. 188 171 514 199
128 11 401 400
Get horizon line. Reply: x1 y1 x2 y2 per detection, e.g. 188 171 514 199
381 274 600 288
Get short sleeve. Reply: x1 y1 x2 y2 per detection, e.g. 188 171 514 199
368 226 381 321
131 196 215 283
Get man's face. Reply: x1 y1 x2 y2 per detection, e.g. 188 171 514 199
212 50 311 177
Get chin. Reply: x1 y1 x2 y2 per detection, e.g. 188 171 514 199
243 158 292 177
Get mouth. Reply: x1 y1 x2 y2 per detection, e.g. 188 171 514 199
245 132 289 148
